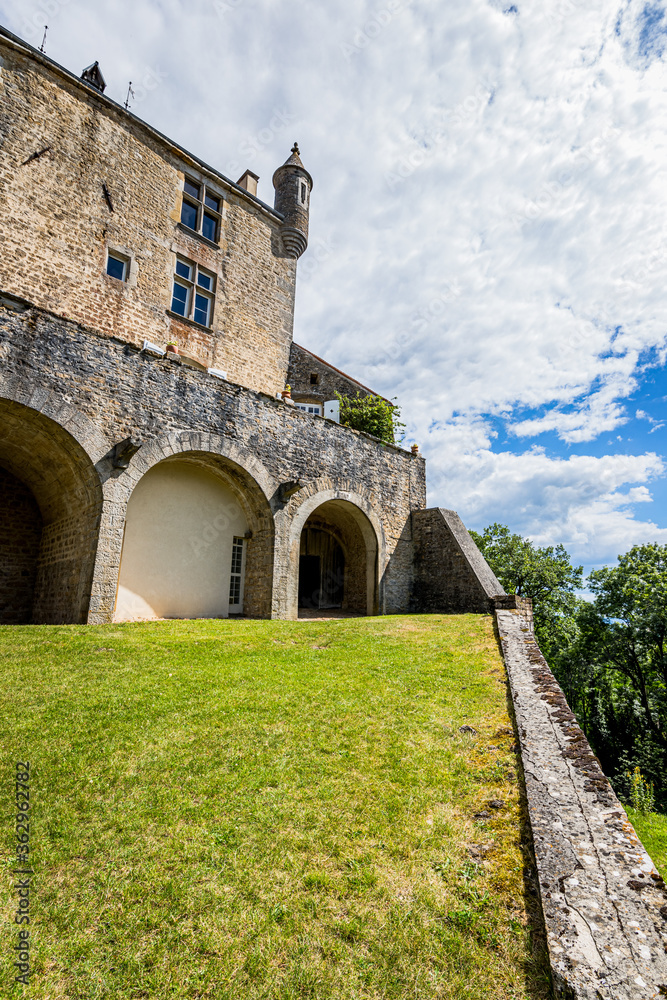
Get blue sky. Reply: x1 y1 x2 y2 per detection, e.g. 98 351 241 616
2 0 666 574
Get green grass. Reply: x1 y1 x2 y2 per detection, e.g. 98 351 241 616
627 807 667 876
0 615 550 999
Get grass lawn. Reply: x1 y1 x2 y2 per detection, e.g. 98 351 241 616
1 614 550 999
627 808 667 877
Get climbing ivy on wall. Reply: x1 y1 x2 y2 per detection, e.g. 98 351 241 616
335 392 404 445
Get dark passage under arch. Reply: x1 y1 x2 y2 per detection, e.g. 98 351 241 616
299 526 345 610
0 466 43 624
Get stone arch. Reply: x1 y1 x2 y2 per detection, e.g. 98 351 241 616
282 486 385 619
108 433 277 620
0 396 105 623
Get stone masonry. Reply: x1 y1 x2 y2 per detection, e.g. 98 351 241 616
287 342 387 407
0 298 426 622
0 28 297 396
498 605 667 999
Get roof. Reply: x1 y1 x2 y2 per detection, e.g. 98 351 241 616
292 343 391 404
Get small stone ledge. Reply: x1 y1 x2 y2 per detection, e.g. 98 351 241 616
496 608 667 999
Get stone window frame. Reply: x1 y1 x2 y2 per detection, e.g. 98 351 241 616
170 253 217 329
104 244 138 287
180 174 223 244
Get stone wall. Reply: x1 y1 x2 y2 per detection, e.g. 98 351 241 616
498 606 667 999
0 299 426 622
0 28 296 396
412 508 505 612
287 342 385 405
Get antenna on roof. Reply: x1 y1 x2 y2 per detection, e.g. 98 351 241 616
39 26 48 53
123 81 135 110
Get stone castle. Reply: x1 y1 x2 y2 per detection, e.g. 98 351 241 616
6 26 667 999
0 24 502 625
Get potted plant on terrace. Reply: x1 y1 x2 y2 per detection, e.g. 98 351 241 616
166 340 179 355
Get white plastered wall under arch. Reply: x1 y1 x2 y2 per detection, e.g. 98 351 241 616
114 461 248 621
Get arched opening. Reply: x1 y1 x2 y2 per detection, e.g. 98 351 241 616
297 499 378 616
115 456 259 621
0 399 103 624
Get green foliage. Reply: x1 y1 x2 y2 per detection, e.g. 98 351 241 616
629 766 655 815
473 528 667 810
469 522 583 661
564 544 667 807
335 391 404 445
627 806 667 876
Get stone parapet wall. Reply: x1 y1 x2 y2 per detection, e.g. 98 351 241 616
497 607 667 999
412 508 505 612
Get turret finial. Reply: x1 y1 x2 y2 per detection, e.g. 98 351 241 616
291 141 300 155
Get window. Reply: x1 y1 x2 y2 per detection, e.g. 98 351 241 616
229 536 245 611
106 249 129 281
180 176 222 243
295 403 322 416
300 181 308 205
171 256 216 328
309 372 319 385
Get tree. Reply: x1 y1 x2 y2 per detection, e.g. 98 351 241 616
472 529 667 806
470 523 583 660
570 545 667 803
335 392 405 445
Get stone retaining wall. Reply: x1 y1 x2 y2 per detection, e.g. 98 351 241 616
497 606 667 999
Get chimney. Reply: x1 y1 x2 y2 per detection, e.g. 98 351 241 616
237 170 259 197
81 62 106 94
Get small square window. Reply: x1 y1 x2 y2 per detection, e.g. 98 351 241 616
205 192 220 212
175 259 192 280
106 250 128 281
197 270 213 291
309 372 319 385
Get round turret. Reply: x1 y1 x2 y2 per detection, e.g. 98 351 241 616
272 142 313 259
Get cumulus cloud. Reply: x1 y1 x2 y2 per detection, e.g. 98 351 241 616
1 0 666 567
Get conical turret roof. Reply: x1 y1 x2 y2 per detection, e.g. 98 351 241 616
273 142 313 190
